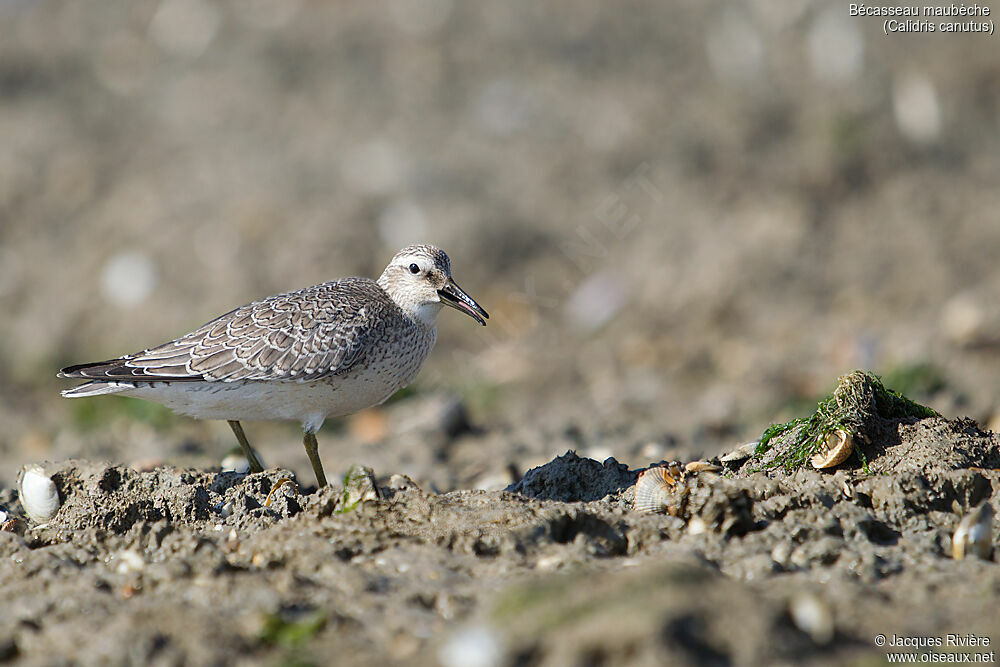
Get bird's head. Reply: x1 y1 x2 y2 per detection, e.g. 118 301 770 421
378 244 489 328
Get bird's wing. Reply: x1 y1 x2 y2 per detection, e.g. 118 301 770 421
58 278 394 383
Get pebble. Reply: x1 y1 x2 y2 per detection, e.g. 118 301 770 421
789 593 834 644
438 625 503 667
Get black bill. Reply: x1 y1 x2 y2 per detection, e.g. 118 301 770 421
438 278 489 326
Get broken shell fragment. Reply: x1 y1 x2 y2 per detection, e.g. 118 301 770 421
720 441 758 463
810 430 853 469
953 502 994 560
685 461 722 474
633 465 679 514
1 517 26 536
18 465 61 524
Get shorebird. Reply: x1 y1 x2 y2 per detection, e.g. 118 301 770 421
58 244 488 487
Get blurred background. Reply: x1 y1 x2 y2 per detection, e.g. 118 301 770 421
2 0 999 490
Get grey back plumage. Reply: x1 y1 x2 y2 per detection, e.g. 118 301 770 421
59 278 411 383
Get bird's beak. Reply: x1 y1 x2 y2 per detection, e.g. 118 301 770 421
438 277 489 326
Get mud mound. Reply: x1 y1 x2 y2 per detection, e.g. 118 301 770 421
505 451 638 502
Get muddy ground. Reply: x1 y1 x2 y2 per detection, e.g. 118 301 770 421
2 410 999 665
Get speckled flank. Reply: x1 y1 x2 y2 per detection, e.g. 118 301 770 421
58 244 476 435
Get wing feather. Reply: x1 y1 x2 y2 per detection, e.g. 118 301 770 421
58 278 398 384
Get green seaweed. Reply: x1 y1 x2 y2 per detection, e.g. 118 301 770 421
338 464 379 513
258 610 327 648
754 370 938 472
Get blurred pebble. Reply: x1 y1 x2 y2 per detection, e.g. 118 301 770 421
687 516 708 536
149 0 220 59
638 441 666 461
953 502 993 561
221 448 265 474
439 625 503 667
114 549 146 575
807 6 863 83
100 251 157 308
472 469 515 492
789 593 834 644
534 553 565 571
893 71 942 145
941 293 987 346
564 272 626 333
131 459 164 473
771 541 792 568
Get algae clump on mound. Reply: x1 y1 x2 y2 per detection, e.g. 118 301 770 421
754 370 939 472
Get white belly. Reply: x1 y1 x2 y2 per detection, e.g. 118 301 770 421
124 372 401 431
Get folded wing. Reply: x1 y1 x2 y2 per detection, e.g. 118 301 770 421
58 278 393 384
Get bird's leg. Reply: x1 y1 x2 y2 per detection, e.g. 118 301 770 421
227 420 264 473
303 431 328 488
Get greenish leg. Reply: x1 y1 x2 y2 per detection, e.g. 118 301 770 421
303 431 328 488
227 420 264 473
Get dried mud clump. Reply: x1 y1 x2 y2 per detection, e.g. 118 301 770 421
506 451 639 502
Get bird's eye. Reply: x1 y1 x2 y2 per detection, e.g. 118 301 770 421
408 263 420 274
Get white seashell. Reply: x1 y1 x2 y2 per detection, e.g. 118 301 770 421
633 466 678 514
18 465 61 524
720 441 758 463
811 430 853 469
685 461 722 474
953 502 993 560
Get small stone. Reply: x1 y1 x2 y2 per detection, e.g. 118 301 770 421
789 593 834 644
342 464 381 508
114 549 146 575
439 625 503 667
721 441 758 463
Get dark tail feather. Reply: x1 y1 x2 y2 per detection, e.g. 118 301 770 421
57 359 130 379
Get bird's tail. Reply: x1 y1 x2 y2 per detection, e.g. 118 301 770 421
61 381 135 398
